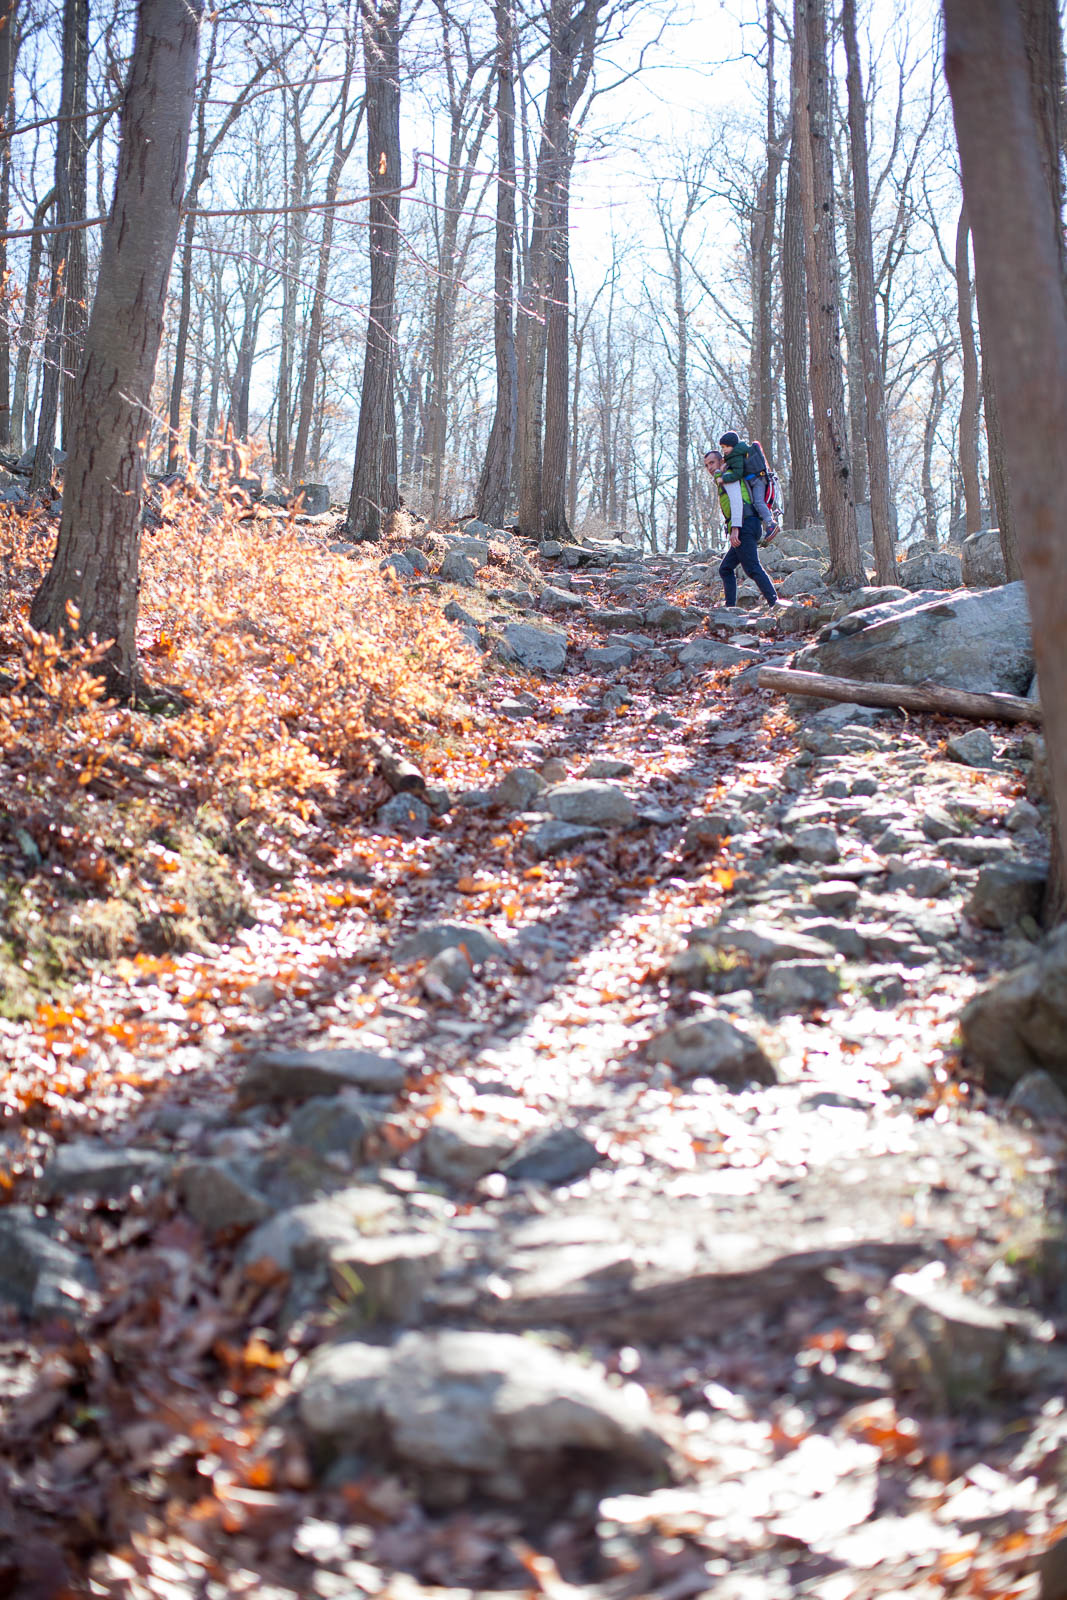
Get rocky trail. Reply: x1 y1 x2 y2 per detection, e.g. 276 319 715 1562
2 518 1066 1600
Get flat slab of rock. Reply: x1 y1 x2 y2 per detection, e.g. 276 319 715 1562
420 1115 519 1184
238 1046 408 1102
502 1126 601 1185
298 1329 671 1498
498 622 567 673
545 780 635 826
795 583 1033 696
689 919 837 964
647 1015 777 1086
39 1141 170 1199
526 819 605 859
678 637 756 671
394 922 505 965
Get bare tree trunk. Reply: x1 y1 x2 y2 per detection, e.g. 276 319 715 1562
475 0 518 527
542 164 573 540
793 0 863 584
292 28 359 484
30 0 202 696
783 126 818 525
750 0 783 457
0 1 18 450
922 353 946 542
59 0 87 454
843 0 895 581
11 191 51 453
568 304 582 530
671 243 690 553
943 0 1067 894
30 0 80 493
954 205 983 534
346 0 402 541
274 122 308 484
979 325 1022 577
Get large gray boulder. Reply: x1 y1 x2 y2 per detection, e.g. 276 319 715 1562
545 780 635 826
961 528 1008 587
896 548 963 590
795 582 1033 695
298 1329 671 1498
292 482 331 516
959 926 1067 1092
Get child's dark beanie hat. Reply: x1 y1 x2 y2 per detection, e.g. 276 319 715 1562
719 430 740 449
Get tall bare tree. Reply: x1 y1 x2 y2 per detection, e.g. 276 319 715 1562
953 205 982 534
30 0 203 695
347 0 403 541
792 0 863 584
782 123 819 525
0 0 19 450
842 0 895 582
475 0 518 527
749 0 784 458
943 0 1067 905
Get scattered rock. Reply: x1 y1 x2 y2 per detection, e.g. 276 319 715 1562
0 1206 97 1321
439 550 478 586
502 1126 601 1185
764 960 842 1008
683 811 737 850
585 645 633 673
647 1015 778 1087
582 758 634 779
677 637 754 670
545 780 635 826
395 921 505 965
39 1141 169 1199
420 1115 518 1184
297 1329 672 1498
376 793 432 835
811 880 861 913
241 1184 403 1277
897 549 963 590
961 528 1008 587
1005 1070 1067 1122
966 862 1048 930
946 728 996 768
286 1095 378 1161
331 1232 443 1323
793 824 840 865
422 945 475 999
960 927 1067 1092
540 585 586 612
690 920 836 964
293 482 331 516
493 766 547 810
885 1271 1014 1411
525 819 604 859
176 1158 270 1231
498 621 567 674
238 1046 408 1102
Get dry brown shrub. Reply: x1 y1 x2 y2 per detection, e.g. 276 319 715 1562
0 497 477 818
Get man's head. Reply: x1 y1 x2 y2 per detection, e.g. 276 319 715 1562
704 449 723 472
719 430 740 451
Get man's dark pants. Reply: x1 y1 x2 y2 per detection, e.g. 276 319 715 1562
718 511 778 606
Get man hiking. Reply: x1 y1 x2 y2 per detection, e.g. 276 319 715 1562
704 447 779 613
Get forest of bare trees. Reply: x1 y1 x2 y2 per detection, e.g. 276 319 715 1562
0 0 1004 561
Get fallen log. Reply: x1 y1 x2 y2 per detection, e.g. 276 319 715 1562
756 665 1043 726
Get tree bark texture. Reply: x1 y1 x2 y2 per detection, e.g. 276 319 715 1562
476 0 518 527
782 123 819 526
292 32 360 483
758 665 1042 725
12 189 51 453
749 0 783 459
954 205 983 535
843 0 895 583
59 0 88 455
30 0 203 695
792 0 863 585
670 236 690 553
347 0 402 541
943 0 1067 892
517 0 601 541
0 1 18 449
921 353 945 543
30 0 80 493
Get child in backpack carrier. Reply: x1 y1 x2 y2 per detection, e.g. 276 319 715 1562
718 430 779 543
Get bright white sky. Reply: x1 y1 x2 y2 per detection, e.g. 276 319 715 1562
567 0 944 291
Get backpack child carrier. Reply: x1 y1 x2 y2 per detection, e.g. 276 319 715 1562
743 439 783 532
